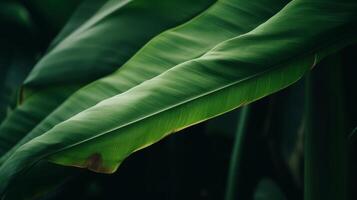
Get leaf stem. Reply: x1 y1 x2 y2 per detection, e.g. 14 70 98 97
225 105 250 200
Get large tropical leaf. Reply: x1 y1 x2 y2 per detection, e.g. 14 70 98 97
41 0 357 170
0 0 356 195
0 0 215 156
0 0 286 196
0 0 286 164
1 0 285 161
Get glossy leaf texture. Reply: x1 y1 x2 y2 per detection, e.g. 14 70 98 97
0 0 287 164
0 0 215 156
45 0 357 170
1 0 285 164
23 0 216 87
0 0 356 195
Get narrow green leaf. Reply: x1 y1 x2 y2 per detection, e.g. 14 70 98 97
225 106 250 200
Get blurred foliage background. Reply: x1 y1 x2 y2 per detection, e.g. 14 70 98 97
0 0 356 199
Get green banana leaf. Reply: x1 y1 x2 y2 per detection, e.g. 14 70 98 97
0 0 286 164
43 0 357 171
0 0 356 196
0 0 215 156
0 0 285 197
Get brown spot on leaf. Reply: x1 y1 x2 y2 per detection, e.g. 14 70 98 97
86 153 103 172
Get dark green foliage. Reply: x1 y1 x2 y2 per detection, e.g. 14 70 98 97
0 0 356 199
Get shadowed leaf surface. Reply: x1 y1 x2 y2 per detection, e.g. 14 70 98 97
0 0 356 197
